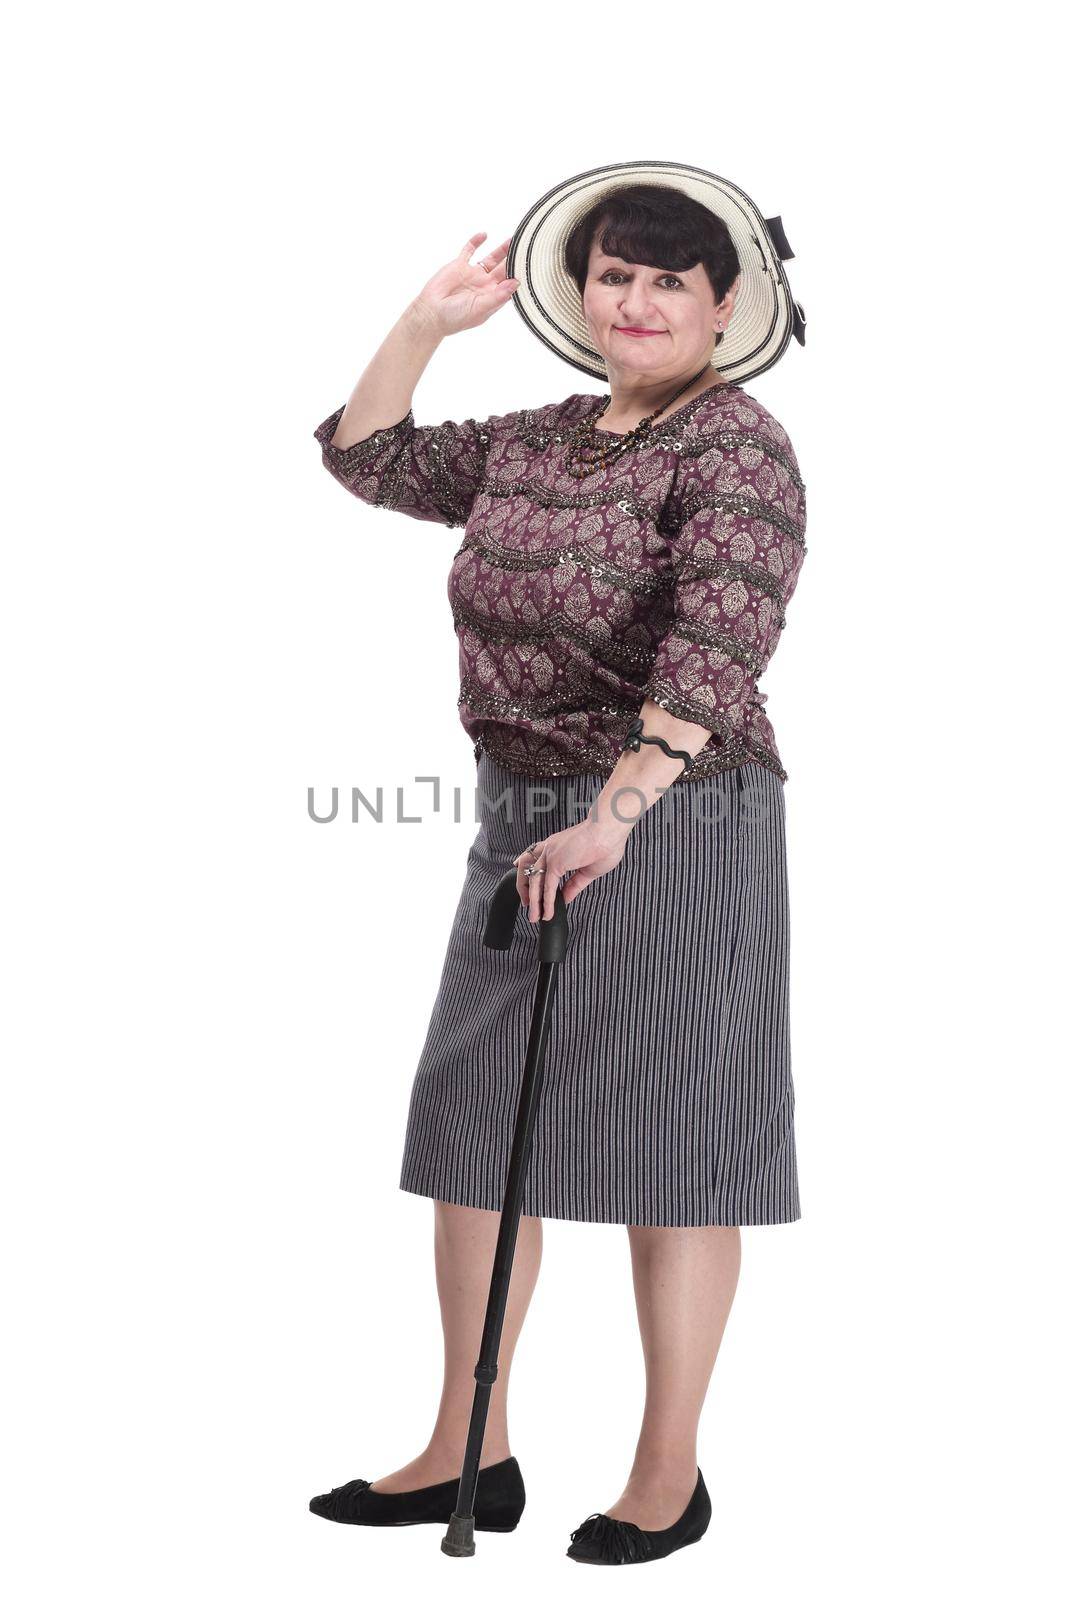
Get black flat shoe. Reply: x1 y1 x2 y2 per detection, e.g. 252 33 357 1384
565 1468 711 1565
308 1455 526 1533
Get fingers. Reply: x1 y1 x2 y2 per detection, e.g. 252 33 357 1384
513 839 578 923
475 262 518 305
462 232 515 284
513 842 539 911
538 864 560 923
482 275 518 302
526 853 560 924
527 858 544 922
460 232 512 270
514 843 548 923
468 233 511 267
526 847 544 922
479 235 513 274
562 868 593 903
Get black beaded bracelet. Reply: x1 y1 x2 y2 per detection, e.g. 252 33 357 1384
622 716 694 773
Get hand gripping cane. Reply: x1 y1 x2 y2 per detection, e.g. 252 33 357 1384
440 867 571 1557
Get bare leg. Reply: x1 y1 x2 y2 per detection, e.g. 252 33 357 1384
368 1198 543 1491
602 1224 741 1529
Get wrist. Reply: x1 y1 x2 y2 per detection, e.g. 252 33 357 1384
402 297 447 345
581 803 639 848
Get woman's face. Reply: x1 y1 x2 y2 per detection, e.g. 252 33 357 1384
582 235 736 382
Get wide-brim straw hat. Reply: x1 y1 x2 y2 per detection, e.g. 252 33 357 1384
505 158 806 386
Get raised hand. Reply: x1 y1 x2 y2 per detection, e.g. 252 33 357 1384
413 232 519 338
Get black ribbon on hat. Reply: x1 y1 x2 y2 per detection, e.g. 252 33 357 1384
764 216 806 347
765 215 794 260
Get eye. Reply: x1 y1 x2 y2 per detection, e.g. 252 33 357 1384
601 270 685 290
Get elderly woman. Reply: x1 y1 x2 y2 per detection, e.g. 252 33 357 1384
308 166 807 1566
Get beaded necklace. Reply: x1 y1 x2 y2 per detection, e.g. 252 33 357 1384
563 362 715 480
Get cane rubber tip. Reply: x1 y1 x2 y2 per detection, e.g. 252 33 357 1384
441 1513 476 1556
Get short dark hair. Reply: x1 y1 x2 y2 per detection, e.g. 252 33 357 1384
563 183 741 347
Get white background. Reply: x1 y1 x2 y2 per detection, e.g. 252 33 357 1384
3 4 1063 1595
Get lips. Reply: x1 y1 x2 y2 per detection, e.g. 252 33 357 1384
614 327 663 338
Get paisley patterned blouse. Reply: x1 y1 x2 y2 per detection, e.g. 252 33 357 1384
313 382 806 784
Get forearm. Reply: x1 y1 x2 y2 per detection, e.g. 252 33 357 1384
587 700 712 844
328 300 445 450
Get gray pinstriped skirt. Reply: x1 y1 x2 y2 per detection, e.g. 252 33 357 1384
398 750 800 1227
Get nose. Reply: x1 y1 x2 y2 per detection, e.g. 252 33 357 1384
618 282 655 321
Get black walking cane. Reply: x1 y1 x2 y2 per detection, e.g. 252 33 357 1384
440 867 571 1558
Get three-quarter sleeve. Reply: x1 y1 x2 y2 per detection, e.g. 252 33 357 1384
645 424 807 750
312 405 495 529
